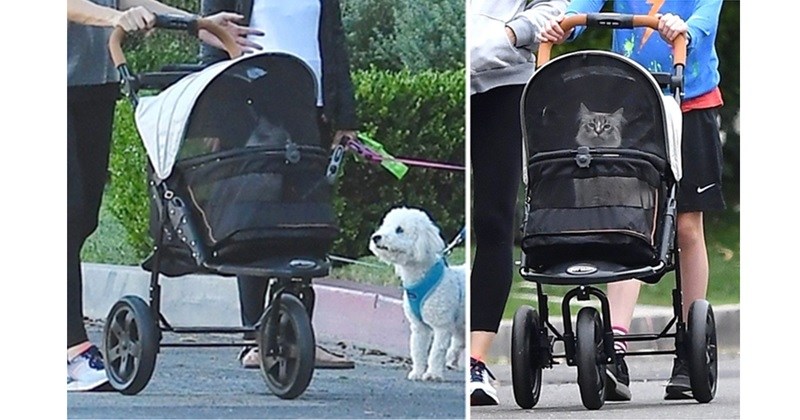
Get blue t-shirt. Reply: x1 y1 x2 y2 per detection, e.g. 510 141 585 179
567 0 723 100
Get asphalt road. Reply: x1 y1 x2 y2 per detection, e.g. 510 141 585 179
67 324 466 419
471 350 740 419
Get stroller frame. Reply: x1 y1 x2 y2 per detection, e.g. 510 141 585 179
101 15 335 399
510 14 718 411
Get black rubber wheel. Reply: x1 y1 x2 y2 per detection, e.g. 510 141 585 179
257 293 315 399
576 307 606 410
687 299 717 403
103 295 159 395
511 305 543 409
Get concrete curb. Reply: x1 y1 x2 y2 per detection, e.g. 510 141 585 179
486 303 740 364
82 263 410 357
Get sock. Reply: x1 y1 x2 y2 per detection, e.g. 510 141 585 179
612 325 628 354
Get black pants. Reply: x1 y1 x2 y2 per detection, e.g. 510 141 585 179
67 84 119 347
470 84 524 333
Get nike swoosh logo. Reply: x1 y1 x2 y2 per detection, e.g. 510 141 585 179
696 184 716 193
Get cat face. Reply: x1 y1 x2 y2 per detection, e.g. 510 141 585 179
575 103 625 148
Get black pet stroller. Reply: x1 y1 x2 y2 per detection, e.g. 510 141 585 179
102 16 344 398
512 14 717 410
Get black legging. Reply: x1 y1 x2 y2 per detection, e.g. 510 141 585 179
470 84 524 333
67 84 118 348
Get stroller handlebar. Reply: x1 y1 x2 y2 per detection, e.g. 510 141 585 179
536 13 687 69
109 14 242 69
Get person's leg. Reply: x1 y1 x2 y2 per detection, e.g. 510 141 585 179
237 275 268 341
67 85 116 349
67 84 117 391
605 280 639 401
469 84 524 405
676 211 709 319
665 107 725 399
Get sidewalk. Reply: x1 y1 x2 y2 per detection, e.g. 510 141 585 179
82 263 740 363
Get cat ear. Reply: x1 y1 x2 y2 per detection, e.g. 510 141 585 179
579 103 589 113
612 108 625 118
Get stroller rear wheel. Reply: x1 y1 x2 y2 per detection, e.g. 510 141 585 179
575 307 606 410
257 293 315 399
687 299 717 403
511 305 543 409
102 295 160 395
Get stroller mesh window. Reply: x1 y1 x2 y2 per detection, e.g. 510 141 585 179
180 57 322 160
146 55 337 273
521 52 672 269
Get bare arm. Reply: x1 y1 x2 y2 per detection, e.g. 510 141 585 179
67 0 123 27
123 0 262 53
68 0 156 32
118 0 191 17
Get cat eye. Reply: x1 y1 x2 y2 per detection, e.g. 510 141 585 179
395 226 404 234
603 124 611 130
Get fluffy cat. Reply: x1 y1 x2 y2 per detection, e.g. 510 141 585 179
573 104 643 207
245 117 291 148
575 103 626 148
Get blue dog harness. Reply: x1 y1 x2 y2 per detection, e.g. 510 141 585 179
404 258 447 323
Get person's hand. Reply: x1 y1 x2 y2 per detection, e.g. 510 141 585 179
199 12 265 54
333 130 357 148
537 15 572 45
505 26 517 46
113 6 155 32
656 13 688 43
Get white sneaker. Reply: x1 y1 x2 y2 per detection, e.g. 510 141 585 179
67 345 110 392
470 357 499 406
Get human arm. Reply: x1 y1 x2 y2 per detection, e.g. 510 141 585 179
67 0 154 31
658 0 723 52
119 0 262 52
537 0 605 44
326 0 359 139
505 0 568 48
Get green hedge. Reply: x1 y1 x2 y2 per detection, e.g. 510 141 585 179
334 68 465 256
105 68 465 259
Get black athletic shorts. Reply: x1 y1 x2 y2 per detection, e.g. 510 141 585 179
677 107 726 213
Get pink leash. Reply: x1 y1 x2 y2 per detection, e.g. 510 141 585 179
344 138 465 172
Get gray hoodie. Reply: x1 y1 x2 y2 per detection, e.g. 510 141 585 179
470 0 568 95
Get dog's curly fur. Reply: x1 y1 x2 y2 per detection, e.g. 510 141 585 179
369 207 465 381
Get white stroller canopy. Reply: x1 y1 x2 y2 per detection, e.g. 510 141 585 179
134 52 319 181
662 93 683 181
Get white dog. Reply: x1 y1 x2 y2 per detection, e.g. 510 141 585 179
369 207 465 381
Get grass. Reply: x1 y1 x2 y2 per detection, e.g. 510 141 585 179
329 247 466 288
81 198 141 265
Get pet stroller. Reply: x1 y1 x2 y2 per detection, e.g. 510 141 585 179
511 14 717 410
102 16 343 398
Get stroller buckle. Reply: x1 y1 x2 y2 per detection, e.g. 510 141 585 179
575 146 592 168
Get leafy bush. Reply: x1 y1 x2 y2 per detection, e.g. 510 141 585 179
105 68 465 260
334 68 466 256
342 0 464 72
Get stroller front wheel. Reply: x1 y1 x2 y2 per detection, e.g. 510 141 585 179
102 295 159 395
687 299 718 403
511 305 543 409
257 293 315 399
575 307 606 410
